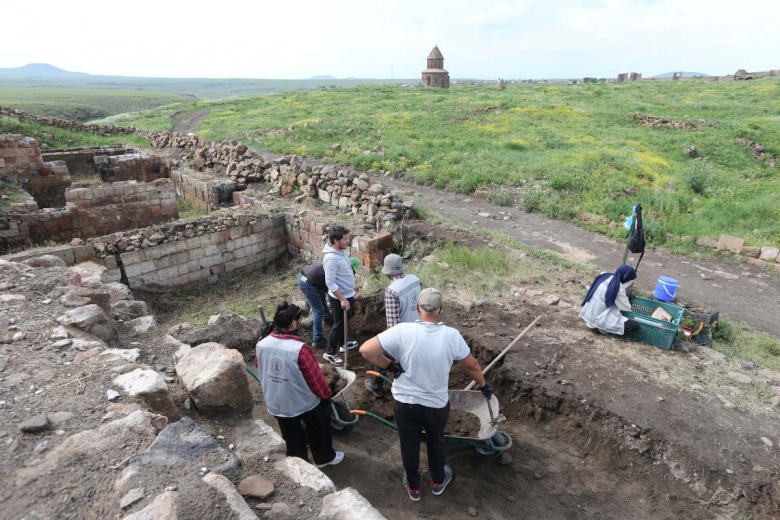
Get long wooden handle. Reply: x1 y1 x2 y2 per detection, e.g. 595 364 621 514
464 315 542 391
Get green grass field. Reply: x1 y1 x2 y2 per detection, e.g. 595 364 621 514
0 86 194 121
0 76 418 121
104 79 780 246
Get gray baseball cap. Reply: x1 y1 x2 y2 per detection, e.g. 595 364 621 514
418 288 442 312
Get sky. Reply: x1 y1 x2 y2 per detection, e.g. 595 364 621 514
3 0 780 80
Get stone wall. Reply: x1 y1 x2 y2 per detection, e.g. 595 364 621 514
148 131 413 227
1 134 71 208
94 153 170 183
91 211 288 288
171 170 236 211
42 145 133 176
0 106 137 135
65 179 178 237
0 180 178 251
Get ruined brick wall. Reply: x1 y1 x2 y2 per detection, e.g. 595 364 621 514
281 210 394 273
171 170 235 211
0 207 77 250
64 179 178 237
42 145 133 176
1 180 178 252
93 212 288 288
95 153 170 183
0 134 71 208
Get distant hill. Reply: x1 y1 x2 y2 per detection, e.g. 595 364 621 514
309 75 337 80
0 63 88 78
651 71 710 79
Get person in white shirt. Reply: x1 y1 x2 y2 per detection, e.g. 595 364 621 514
359 288 491 501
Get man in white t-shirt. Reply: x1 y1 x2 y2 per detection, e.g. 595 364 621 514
359 288 492 502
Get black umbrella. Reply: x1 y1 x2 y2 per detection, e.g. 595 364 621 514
622 203 646 271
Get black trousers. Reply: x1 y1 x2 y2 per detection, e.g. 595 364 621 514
624 319 640 333
327 296 355 355
393 399 450 490
275 399 336 466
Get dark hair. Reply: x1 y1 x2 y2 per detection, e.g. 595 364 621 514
328 225 350 244
272 301 303 330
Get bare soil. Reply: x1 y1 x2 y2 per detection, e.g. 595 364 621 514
2 195 779 519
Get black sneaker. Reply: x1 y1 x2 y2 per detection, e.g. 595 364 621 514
402 472 421 502
364 379 384 398
431 465 453 496
311 341 327 349
339 340 359 353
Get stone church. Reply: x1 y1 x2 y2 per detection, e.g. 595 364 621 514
421 45 450 88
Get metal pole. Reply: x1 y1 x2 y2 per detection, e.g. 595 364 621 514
464 315 542 391
343 308 349 372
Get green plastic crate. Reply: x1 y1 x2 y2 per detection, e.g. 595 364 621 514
621 296 684 350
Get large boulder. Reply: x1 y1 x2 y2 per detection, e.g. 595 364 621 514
176 342 253 413
114 369 180 420
168 312 261 353
129 416 239 475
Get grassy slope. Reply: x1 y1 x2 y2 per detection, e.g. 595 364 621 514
107 80 780 246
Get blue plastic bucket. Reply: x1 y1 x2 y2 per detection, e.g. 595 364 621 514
653 276 679 302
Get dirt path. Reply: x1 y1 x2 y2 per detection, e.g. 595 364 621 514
172 109 212 134
379 177 780 337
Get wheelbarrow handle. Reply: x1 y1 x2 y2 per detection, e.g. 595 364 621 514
366 370 395 386
351 410 399 431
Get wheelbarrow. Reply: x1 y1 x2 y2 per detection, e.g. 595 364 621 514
245 365 360 430
351 371 512 457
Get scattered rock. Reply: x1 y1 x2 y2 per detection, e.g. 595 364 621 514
123 491 179 520
18 414 50 433
697 347 727 362
760 437 774 448
266 502 292 520
120 487 146 509
48 412 75 427
238 475 275 499
727 372 752 384
738 360 757 370
320 488 385 519
716 394 736 408
202 473 257 520
467 506 478 516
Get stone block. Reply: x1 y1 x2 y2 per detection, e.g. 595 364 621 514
739 246 761 258
717 235 744 254
121 249 145 265
696 236 718 248
759 247 780 262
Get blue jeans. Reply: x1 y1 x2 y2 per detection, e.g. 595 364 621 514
297 273 332 345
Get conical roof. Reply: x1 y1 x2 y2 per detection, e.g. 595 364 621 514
427 46 444 60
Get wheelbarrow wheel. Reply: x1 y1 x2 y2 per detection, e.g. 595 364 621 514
474 431 512 457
